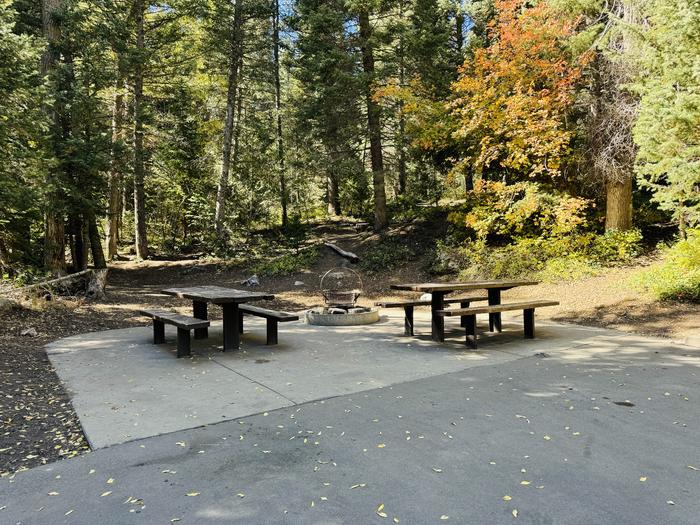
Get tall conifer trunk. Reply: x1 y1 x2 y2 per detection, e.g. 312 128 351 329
215 0 244 238
106 65 126 260
359 9 387 230
133 0 148 259
87 211 106 269
397 0 407 195
42 0 66 274
601 2 637 232
605 178 633 231
326 137 341 216
273 0 288 227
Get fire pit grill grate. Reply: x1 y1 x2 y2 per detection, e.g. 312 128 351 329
320 267 362 309
307 266 379 325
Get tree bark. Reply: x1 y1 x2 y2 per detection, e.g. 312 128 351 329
455 11 464 55
106 65 126 260
214 0 245 238
87 211 107 269
41 0 66 274
327 161 341 216
605 176 633 231
397 1 407 195
133 0 148 259
359 9 387 231
69 214 88 272
464 171 473 192
273 0 288 227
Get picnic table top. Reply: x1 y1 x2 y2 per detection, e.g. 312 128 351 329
161 285 274 304
390 280 538 293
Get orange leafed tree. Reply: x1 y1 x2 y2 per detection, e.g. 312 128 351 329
450 0 587 180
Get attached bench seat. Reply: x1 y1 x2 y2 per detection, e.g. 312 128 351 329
437 300 559 349
140 309 210 358
238 304 299 345
376 295 488 336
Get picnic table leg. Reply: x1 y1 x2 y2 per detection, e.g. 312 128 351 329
523 308 535 339
460 301 470 327
192 300 208 339
222 303 240 351
431 291 446 342
488 289 502 333
176 328 191 358
153 320 165 344
404 305 414 336
464 315 477 349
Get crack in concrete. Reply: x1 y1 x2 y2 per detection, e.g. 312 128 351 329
210 357 299 406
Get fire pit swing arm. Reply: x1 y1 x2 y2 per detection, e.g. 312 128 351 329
320 267 363 308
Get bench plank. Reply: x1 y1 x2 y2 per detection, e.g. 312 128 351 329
436 300 558 349
239 304 299 322
140 310 211 358
139 310 211 329
375 295 488 308
437 300 559 317
238 304 298 345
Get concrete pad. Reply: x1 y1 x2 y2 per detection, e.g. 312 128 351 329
47 328 292 449
46 310 665 449
3 334 700 525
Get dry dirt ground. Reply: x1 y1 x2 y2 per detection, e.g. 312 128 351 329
1 223 698 477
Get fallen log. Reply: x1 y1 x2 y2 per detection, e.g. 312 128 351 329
11 268 109 300
324 243 360 263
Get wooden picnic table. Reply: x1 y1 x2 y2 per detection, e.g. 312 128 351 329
161 285 274 351
390 280 538 342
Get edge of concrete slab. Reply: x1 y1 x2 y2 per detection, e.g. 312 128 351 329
43 312 698 451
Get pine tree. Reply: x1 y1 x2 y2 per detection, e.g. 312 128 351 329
290 0 363 216
633 0 700 235
0 1 46 273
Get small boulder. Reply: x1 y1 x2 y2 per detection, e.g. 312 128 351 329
242 274 260 287
0 298 18 313
294 281 305 286
21 327 38 337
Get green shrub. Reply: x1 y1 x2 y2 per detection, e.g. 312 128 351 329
360 238 415 273
590 229 643 263
634 229 700 302
250 247 319 277
433 232 632 282
447 180 592 243
537 256 601 282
